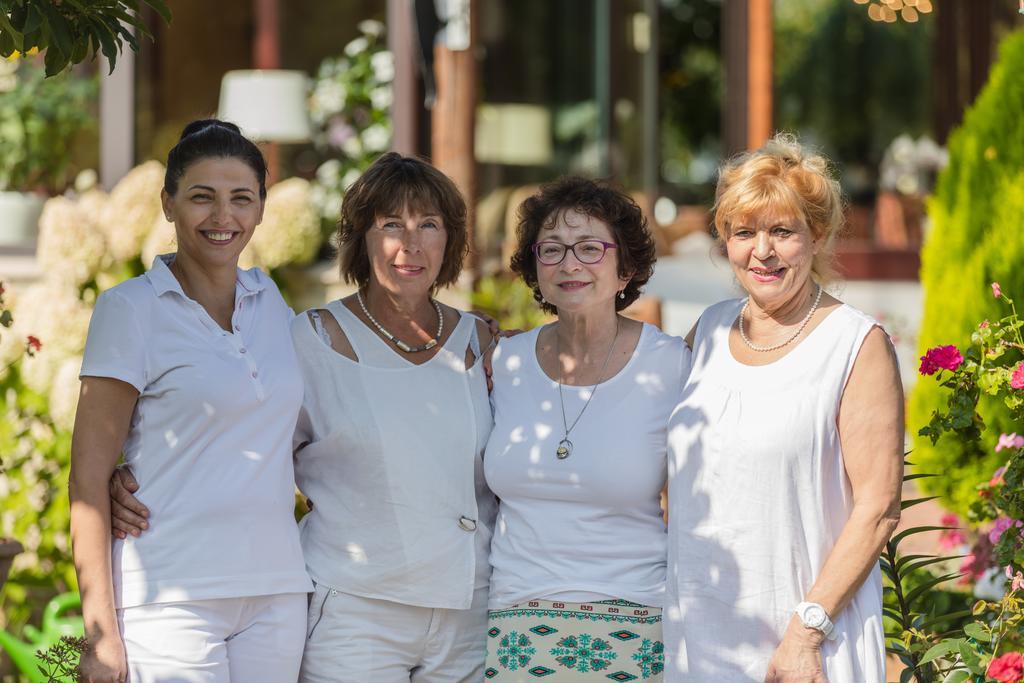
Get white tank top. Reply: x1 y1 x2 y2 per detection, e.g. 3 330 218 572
485 323 691 610
664 299 885 682
291 301 496 609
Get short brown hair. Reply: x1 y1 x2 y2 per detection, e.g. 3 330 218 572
337 152 468 289
510 176 656 314
713 133 845 283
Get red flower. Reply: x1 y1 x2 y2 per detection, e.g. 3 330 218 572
993 281 1003 298
1011 362 1024 390
987 652 1024 683
26 335 41 356
919 345 964 375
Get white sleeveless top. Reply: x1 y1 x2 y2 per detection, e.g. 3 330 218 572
664 299 885 682
485 323 691 610
291 301 496 609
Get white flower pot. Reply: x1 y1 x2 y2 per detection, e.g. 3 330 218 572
0 191 45 247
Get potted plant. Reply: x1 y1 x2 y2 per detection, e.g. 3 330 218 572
0 58 96 246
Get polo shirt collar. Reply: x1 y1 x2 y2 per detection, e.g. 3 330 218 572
146 253 267 298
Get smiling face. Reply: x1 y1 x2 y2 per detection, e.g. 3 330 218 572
725 211 819 311
535 209 629 315
364 205 447 297
162 156 264 269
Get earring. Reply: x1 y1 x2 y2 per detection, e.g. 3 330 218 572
618 290 626 300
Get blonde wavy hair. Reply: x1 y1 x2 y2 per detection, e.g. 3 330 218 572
712 132 845 284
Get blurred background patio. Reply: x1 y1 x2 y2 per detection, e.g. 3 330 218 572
2 1 1024 680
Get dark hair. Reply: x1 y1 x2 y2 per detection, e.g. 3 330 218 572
164 119 268 198
510 176 656 314
338 152 468 290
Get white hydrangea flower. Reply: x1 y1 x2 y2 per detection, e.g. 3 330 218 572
371 51 395 84
342 134 363 159
11 282 92 395
247 178 321 271
49 355 83 432
369 85 393 111
344 36 369 58
99 161 166 263
36 196 107 287
361 124 390 153
315 159 342 186
358 19 385 38
312 81 347 118
341 168 362 190
141 214 177 267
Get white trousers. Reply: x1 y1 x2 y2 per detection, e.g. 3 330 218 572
299 584 489 682
118 593 307 683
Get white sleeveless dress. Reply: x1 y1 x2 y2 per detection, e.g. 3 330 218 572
664 299 886 682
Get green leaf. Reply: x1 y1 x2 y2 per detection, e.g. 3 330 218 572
890 525 951 549
905 572 963 608
903 472 937 481
43 41 69 76
957 641 983 675
35 1 73 61
0 8 23 52
140 0 173 24
942 670 970 683
899 554 964 575
962 621 990 643
919 610 974 631
85 16 118 72
899 667 915 683
919 638 963 665
902 495 941 510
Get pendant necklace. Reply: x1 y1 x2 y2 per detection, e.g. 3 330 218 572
357 289 443 353
555 319 621 459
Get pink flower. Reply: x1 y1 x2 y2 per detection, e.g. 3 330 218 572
987 652 1024 683
1006 566 1024 593
990 466 1007 487
1011 362 1024 390
938 513 967 550
918 345 964 375
960 536 994 584
980 319 991 329
989 517 1024 545
993 281 1003 298
996 433 1024 452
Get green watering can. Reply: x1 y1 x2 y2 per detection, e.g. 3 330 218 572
0 592 84 682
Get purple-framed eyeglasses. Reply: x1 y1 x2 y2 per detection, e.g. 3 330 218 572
531 239 618 265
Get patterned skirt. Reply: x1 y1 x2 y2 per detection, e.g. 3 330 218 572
485 598 664 681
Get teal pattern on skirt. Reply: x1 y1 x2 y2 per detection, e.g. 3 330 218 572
485 599 664 681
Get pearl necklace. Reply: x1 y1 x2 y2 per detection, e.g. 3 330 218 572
738 284 823 352
356 290 443 353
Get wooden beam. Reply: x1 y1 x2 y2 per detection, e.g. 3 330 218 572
431 0 478 278
747 0 773 150
252 0 280 182
388 0 419 156
722 0 774 154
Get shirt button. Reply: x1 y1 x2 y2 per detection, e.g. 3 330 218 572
251 370 258 379
240 347 247 354
234 325 241 332
458 516 477 532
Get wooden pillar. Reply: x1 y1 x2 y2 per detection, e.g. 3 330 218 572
388 0 420 156
431 0 478 278
253 0 280 181
722 0 773 155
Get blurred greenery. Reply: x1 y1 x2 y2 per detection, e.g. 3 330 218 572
471 275 551 332
909 30 1024 516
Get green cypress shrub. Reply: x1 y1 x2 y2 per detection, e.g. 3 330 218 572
910 30 1024 515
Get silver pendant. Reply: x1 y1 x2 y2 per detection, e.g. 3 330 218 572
556 438 573 459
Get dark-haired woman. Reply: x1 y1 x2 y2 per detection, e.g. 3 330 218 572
70 119 311 683
292 152 495 681
482 177 689 681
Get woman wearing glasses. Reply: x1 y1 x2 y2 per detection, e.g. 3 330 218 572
483 177 689 681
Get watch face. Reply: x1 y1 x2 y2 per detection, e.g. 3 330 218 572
803 605 826 628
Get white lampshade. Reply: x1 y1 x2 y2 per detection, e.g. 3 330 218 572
218 69 312 143
475 104 552 166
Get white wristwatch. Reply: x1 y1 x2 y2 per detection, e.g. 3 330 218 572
795 602 836 640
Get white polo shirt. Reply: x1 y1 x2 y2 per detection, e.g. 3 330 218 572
80 254 312 608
